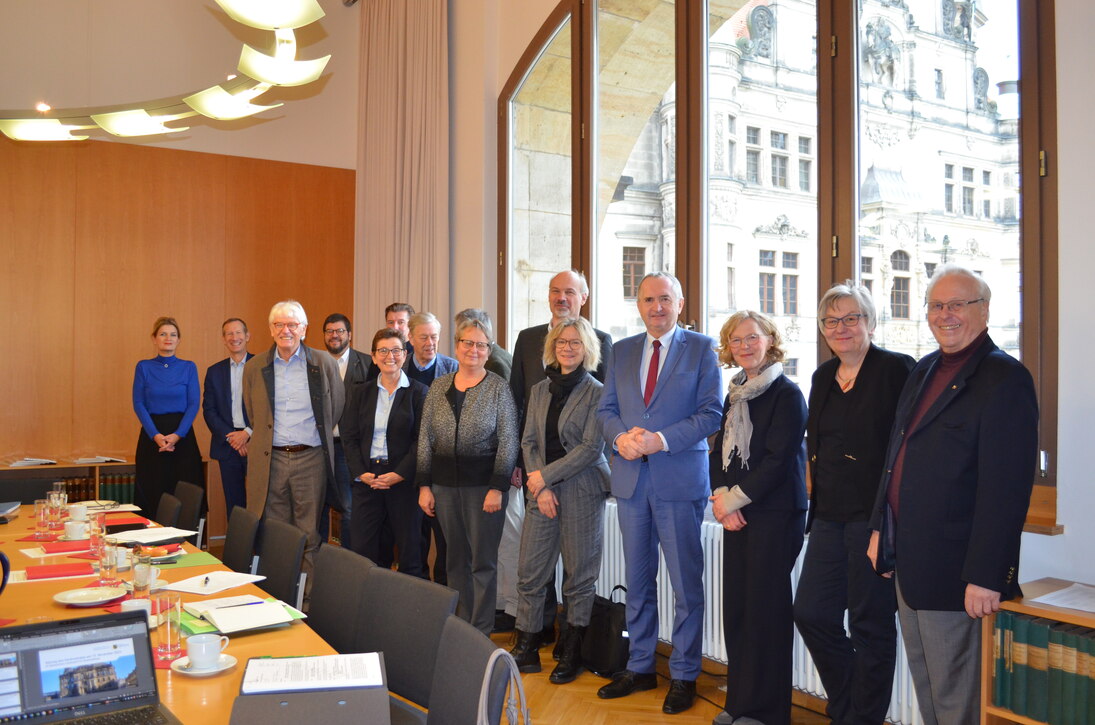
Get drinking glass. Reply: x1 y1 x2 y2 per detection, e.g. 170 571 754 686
89 513 107 557
33 499 50 540
154 592 183 660
98 543 119 586
47 491 67 531
131 548 153 599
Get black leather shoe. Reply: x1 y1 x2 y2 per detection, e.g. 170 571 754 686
662 679 697 714
508 629 542 673
548 625 585 684
597 670 658 699
539 623 556 646
493 610 516 633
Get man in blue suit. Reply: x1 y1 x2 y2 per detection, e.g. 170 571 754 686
596 273 723 715
202 318 254 517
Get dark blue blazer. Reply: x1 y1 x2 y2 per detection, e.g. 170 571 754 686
869 335 1038 611
402 353 458 381
709 374 808 514
202 353 253 461
341 379 429 484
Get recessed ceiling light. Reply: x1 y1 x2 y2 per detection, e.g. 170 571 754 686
35 102 51 113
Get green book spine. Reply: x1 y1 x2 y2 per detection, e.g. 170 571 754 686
1011 614 1030 716
1060 626 1079 725
1074 626 1090 725
993 611 1008 707
1049 623 1067 725
1027 618 1052 722
1085 630 1095 725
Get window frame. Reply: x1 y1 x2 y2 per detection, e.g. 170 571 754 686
497 0 1060 532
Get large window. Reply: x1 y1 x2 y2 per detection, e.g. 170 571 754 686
500 0 1059 526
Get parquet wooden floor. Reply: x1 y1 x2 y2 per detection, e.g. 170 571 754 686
490 632 831 725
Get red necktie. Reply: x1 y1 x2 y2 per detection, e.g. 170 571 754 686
643 340 661 406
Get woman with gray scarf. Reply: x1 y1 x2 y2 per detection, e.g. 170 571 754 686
709 310 807 725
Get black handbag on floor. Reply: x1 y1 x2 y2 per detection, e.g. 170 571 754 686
581 584 629 677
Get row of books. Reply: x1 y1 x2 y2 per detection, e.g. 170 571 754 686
59 475 136 504
992 610 1095 724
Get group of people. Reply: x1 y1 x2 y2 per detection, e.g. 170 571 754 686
132 262 1038 725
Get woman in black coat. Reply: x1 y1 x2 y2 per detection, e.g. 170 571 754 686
793 281 914 725
709 310 807 725
341 328 429 577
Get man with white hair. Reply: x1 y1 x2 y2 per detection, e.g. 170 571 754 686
242 300 345 585
868 264 1038 724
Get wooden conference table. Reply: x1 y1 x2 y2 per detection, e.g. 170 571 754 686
0 505 338 724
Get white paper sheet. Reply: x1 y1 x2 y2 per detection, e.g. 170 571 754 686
165 570 265 595
107 527 196 544
240 653 383 694
1028 582 1095 612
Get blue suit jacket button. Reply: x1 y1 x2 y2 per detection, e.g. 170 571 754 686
643 413 650 420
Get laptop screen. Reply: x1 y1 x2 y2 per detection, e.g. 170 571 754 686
0 611 161 723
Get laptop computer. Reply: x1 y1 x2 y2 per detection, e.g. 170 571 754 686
0 610 181 723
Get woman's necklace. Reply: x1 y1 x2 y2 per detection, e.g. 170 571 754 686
836 370 857 392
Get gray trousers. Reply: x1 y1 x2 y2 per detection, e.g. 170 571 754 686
896 577 981 725
515 479 606 632
433 484 508 636
266 446 326 585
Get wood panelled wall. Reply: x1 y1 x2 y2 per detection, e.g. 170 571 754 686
0 136 355 506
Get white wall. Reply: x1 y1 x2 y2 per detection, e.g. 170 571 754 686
1018 0 1095 587
0 0 360 169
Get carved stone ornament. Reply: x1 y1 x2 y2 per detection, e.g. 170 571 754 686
865 124 901 149
714 113 725 172
973 68 989 111
747 6 774 59
864 19 899 86
709 192 738 223
754 214 808 239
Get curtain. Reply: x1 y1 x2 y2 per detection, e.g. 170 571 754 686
356 0 449 338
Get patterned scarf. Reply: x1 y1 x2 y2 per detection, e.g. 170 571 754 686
721 361 783 471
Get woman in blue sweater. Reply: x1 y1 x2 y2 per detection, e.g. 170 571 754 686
132 317 204 515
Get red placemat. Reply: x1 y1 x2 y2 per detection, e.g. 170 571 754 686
25 562 95 580
41 540 92 554
105 515 150 526
0 619 15 627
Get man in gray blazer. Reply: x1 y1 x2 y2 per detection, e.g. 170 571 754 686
242 300 344 585
318 313 374 551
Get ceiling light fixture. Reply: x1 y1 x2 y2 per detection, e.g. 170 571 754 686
0 0 328 142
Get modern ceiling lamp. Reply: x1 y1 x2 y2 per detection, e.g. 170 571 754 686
0 0 329 141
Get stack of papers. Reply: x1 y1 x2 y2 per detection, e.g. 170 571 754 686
72 456 127 464
9 458 56 467
166 570 265 595
179 596 304 636
240 653 383 694
107 527 196 545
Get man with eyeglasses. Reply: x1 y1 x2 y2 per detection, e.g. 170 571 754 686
242 300 345 593
316 313 374 552
503 270 613 641
868 264 1038 724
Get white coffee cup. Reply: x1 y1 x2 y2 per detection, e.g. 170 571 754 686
63 519 89 540
120 598 153 625
68 504 88 521
186 633 229 670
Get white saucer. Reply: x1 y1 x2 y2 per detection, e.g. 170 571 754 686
151 551 183 564
123 578 168 592
171 654 237 677
53 586 127 607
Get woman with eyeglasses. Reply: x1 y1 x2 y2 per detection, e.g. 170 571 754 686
417 310 519 636
507 318 609 683
132 316 205 516
709 310 807 725
341 328 429 576
792 281 914 725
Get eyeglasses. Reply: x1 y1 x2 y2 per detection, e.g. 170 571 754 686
926 298 985 314
273 322 301 331
554 339 584 350
324 328 347 336
374 347 405 357
820 313 865 330
728 333 764 349
457 339 491 352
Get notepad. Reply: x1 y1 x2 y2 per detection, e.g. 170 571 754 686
202 601 293 634
240 653 384 694
183 594 266 619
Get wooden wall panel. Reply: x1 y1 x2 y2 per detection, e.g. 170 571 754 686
0 138 355 537
0 139 78 460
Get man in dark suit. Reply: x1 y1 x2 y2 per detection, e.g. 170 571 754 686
868 265 1038 725
242 300 344 586
202 318 253 517
503 270 613 635
319 313 374 551
596 273 722 715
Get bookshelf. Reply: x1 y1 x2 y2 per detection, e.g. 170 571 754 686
981 577 1095 725
1 460 134 501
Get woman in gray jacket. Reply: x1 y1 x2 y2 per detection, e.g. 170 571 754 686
508 317 610 684
417 312 519 636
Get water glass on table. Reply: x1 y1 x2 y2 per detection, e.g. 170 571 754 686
33 499 50 540
89 513 107 557
154 592 183 660
98 543 120 587
131 548 154 599
47 491 67 531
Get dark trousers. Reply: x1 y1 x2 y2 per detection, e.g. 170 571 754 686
318 439 353 550
349 458 425 578
723 508 806 725
216 452 247 518
421 515 447 585
793 519 897 725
